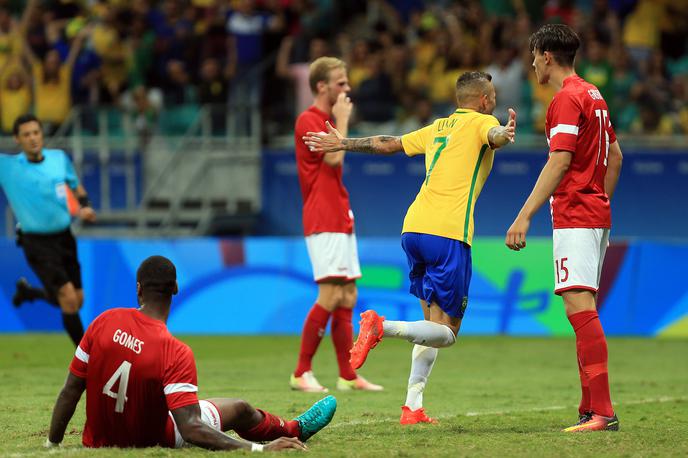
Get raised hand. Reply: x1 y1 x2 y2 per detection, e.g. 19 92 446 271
304 121 345 153
331 92 353 124
506 107 516 143
263 437 308 451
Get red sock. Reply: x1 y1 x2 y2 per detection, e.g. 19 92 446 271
331 307 357 380
294 303 330 377
235 409 299 441
568 311 614 417
576 355 591 415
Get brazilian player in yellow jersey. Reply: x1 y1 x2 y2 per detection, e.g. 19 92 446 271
304 71 516 425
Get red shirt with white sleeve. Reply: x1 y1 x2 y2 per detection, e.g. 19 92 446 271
294 106 354 235
69 308 198 448
546 75 617 229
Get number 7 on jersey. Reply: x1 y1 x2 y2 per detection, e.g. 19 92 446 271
426 137 447 185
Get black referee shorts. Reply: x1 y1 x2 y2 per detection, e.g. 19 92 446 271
20 228 83 301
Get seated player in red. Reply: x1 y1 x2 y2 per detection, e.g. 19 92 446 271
46 255 336 451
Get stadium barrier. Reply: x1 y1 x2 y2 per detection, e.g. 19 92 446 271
261 150 688 238
1 237 686 336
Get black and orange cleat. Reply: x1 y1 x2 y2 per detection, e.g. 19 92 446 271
563 413 619 432
576 411 593 425
349 310 384 370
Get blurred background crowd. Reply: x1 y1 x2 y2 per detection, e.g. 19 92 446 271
0 0 687 140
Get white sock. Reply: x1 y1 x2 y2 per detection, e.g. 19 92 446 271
404 344 438 410
383 320 456 348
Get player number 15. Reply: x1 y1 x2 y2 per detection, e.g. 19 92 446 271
555 257 569 284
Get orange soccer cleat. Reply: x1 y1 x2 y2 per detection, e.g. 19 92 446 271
400 406 438 425
563 413 619 432
349 310 385 370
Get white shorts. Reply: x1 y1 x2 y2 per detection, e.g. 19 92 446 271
171 400 223 448
552 228 610 295
305 232 362 282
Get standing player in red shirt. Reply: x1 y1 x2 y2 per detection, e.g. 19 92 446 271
46 256 336 451
290 57 382 392
506 24 623 432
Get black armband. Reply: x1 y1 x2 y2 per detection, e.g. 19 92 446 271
77 195 92 208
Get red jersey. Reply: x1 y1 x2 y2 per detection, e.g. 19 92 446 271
294 106 354 235
546 75 617 229
69 308 198 448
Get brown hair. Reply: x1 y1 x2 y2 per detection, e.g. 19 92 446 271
308 57 346 94
455 71 493 105
529 24 580 67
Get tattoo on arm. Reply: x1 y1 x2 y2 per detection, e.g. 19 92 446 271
342 136 402 155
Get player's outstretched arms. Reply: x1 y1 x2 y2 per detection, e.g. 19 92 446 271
488 108 516 149
173 404 307 451
304 121 404 155
605 141 623 200
46 373 86 447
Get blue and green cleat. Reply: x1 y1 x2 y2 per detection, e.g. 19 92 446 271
293 395 337 441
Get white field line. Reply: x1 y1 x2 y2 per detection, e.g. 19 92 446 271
329 395 688 429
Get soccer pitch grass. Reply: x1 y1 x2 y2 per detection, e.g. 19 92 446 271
1 335 687 457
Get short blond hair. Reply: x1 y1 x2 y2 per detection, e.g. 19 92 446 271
309 57 346 94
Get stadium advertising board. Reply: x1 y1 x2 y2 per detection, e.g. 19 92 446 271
1 238 686 336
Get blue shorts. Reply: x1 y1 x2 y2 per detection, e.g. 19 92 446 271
401 232 472 319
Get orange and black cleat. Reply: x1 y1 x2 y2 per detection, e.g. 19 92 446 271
400 406 438 425
349 310 384 370
563 413 619 432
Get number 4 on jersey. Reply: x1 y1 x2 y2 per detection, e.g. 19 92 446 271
103 361 132 413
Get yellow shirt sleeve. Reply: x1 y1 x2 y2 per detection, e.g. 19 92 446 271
477 115 500 146
401 124 434 157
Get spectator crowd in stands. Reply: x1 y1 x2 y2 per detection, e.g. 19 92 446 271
0 0 686 138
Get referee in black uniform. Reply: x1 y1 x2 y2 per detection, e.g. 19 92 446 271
0 115 96 346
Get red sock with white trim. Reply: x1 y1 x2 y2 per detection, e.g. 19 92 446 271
568 311 614 417
235 409 299 441
294 303 330 377
331 307 357 381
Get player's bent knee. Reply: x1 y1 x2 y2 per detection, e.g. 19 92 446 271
57 292 80 314
60 303 79 314
76 290 85 308
341 291 357 309
317 283 344 310
440 326 457 347
562 290 597 316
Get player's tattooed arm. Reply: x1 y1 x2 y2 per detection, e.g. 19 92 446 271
341 136 403 155
304 121 404 155
48 373 86 445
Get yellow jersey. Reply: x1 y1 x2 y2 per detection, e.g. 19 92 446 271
33 65 72 125
400 109 499 245
0 85 31 133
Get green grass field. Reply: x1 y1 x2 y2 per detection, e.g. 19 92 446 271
1 334 687 457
